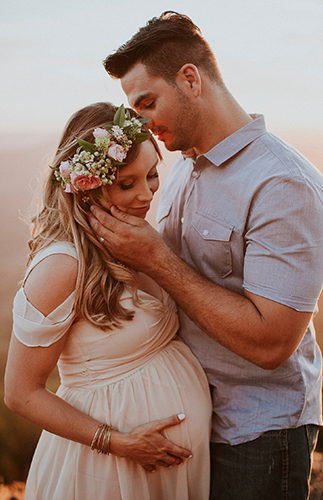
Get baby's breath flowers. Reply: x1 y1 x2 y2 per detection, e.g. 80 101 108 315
51 105 150 193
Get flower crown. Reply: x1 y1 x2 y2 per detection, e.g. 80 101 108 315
51 105 151 193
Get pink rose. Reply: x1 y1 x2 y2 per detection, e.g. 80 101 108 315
108 144 127 162
59 161 70 178
93 128 108 139
70 171 102 191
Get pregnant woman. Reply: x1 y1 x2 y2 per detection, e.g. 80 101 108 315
4 102 212 500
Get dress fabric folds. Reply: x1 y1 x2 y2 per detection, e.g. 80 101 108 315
14 243 212 500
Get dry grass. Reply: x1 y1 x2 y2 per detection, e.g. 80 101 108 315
0 479 25 500
310 452 323 500
0 453 322 500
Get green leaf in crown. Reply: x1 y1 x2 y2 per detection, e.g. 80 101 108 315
76 138 95 153
133 132 152 143
114 104 126 127
138 117 150 124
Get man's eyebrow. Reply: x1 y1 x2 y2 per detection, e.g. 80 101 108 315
133 92 152 109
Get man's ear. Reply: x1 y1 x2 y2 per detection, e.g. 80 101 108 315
176 64 202 97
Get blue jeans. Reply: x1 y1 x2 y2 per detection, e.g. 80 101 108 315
210 425 318 500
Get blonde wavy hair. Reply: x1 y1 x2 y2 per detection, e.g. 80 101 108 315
28 102 162 330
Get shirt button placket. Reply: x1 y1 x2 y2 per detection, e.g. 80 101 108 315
181 169 199 226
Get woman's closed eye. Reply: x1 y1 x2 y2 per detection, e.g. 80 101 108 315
120 182 134 191
120 170 158 190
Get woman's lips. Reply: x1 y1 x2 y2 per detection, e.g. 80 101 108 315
130 205 150 215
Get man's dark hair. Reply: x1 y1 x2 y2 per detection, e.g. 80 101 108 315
103 11 223 85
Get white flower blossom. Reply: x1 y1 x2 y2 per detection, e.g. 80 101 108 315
111 126 125 138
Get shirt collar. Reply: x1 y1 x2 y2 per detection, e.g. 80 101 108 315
199 114 267 167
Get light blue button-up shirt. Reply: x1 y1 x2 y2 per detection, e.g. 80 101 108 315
157 115 323 445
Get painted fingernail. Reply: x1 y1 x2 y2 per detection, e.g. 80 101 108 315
178 413 185 420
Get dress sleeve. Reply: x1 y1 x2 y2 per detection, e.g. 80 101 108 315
12 242 77 347
12 288 75 347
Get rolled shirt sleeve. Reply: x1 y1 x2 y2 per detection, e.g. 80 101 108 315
244 175 323 311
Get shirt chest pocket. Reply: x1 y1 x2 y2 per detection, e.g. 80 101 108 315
186 213 233 279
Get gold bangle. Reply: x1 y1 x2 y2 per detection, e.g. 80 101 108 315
90 423 113 455
102 426 112 455
90 423 105 451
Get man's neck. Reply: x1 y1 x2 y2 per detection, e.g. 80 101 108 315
192 88 253 157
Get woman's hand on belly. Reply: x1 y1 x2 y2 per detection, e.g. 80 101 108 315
110 413 192 472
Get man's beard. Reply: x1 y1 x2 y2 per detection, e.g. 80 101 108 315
164 87 200 152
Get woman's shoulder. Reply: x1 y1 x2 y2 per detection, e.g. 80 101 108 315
24 242 78 317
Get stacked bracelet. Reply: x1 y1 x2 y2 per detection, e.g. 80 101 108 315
90 423 113 455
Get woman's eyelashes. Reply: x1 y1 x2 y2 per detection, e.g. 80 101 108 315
119 171 159 191
120 182 134 191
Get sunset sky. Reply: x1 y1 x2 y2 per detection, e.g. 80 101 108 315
1 0 322 145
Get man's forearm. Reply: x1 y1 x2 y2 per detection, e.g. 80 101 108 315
145 247 262 357
145 244 311 369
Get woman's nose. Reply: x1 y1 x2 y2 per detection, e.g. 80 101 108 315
137 183 154 201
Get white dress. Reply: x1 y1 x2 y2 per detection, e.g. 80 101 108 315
12 242 212 500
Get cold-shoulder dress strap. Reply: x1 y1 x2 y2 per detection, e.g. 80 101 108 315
13 242 78 348
24 241 77 283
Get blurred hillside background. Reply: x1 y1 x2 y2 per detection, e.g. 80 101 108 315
1 0 322 491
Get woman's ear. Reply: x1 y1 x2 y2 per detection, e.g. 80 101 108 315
176 64 202 97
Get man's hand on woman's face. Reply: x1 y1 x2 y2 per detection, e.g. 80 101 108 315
89 204 166 273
